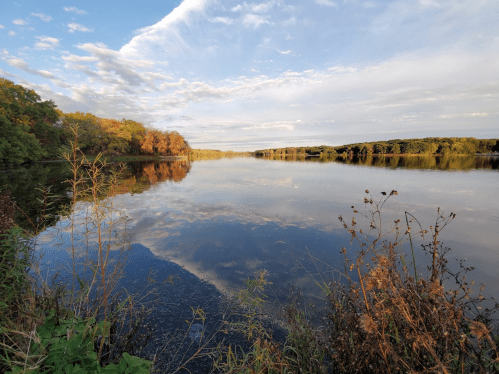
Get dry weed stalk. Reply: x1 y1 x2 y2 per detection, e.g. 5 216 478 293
326 190 499 373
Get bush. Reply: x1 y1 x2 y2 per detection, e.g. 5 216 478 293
4 310 152 373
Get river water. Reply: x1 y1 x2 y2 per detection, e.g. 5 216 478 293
3 154 499 371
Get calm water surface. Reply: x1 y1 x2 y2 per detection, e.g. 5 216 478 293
5 155 496 371
7 155 499 307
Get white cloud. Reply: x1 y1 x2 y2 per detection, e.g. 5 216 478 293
61 54 99 63
439 112 491 119
63 7 87 15
0 24 4 29
231 1 281 13
5 0 497 151
12 19 27 25
8 31 16 36
242 14 272 28
67 23 93 33
315 0 338 7
35 36 60 50
31 13 52 22
120 0 208 58
210 17 234 25
6 57 56 79
243 120 301 131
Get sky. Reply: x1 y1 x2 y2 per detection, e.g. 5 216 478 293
1 0 498 151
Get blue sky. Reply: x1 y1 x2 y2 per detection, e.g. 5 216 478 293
1 0 498 151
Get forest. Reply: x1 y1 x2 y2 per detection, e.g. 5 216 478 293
0 77 190 166
188 149 251 160
254 137 499 157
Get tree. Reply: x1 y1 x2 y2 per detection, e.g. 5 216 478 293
140 131 156 155
0 115 44 165
0 78 61 165
156 132 170 154
390 143 401 154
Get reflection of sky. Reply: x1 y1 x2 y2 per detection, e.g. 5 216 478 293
103 158 499 301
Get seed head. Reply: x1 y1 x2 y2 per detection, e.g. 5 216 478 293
359 314 376 333
470 321 490 342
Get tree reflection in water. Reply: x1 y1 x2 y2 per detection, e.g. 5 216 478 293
256 154 499 171
0 160 192 230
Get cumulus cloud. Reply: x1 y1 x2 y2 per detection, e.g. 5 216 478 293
12 19 27 25
67 23 93 33
35 36 60 50
8 31 16 36
0 24 4 29
31 13 52 22
63 6 87 15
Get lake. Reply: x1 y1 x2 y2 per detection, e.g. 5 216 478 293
3 155 499 368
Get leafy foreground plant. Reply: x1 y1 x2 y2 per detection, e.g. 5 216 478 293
4 310 152 374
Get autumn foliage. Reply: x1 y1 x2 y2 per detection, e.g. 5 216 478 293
60 111 190 157
0 77 190 166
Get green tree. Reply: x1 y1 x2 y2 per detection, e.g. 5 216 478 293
0 115 44 165
0 78 61 165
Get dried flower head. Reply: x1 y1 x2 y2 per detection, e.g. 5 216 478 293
469 321 490 342
359 314 376 334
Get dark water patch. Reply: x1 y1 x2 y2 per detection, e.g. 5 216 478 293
34 241 286 373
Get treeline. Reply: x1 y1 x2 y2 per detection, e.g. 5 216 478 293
254 137 499 157
0 77 190 166
60 112 190 157
189 149 251 161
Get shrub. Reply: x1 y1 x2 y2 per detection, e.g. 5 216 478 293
4 310 152 373
324 190 499 373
